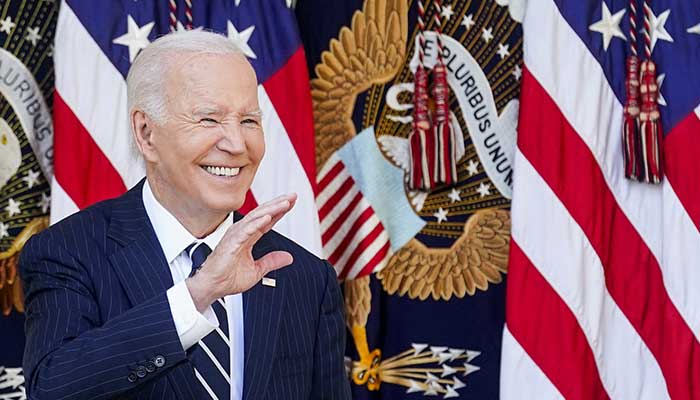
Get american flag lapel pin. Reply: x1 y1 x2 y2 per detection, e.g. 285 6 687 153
262 277 276 288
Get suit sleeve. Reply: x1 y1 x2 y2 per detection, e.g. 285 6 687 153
310 261 352 399
20 234 188 400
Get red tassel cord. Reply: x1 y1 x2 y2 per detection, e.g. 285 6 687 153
639 59 664 184
623 55 641 180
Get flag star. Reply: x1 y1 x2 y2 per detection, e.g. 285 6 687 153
512 64 522 80
440 4 454 21
22 169 40 189
462 14 475 30
5 198 22 217
434 208 448 224
235 0 241 5
0 16 15 34
38 193 50 213
647 8 674 52
227 21 257 59
467 159 479 176
476 182 491 198
481 27 494 43
113 15 155 63
588 2 626 51
0 222 8 239
448 188 461 203
497 43 510 59
25 27 42 46
657 73 667 106
689 21 700 35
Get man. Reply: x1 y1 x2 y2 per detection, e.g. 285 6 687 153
20 30 351 400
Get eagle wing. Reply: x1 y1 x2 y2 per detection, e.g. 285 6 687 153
312 0 409 168
0 217 48 315
377 209 511 301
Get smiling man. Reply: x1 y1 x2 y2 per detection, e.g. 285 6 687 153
20 30 351 400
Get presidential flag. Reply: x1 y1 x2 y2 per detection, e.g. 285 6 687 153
297 0 522 397
0 1 57 398
52 0 321 257
501 0 700 398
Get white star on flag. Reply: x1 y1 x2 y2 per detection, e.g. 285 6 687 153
5 198 22 217
23 169 40 189
588 2 626 51
448 188 461 203
0 16 15 34
476 182 491 198
657 73 667 106
227 21 257 59
462 14 475 30
688 20 700 34
482 27 494 43
467 159 479 176
646 7 674 52
0 222 8 239
25 27 42 46
440 5 454 21
39 193 50 213
512 64 522 81
497 43 510 59
113 15 155 63
434 208 448 223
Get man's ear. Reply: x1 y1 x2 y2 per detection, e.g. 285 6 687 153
131 109 158 162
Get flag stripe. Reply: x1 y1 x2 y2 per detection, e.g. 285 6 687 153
317 160 344 193
252 87 321 256
355 239 390 278
49 179 80 225
55 3 143 188
262 47 317 190
664 110 700 231
523 0 700 341
339 223 387 280
506 240 610 400
53 91 126 209
318 178 354 220
518 67 700 399
326 206 374 264
500 326 564 400
511 150 670 400
321 191 363 244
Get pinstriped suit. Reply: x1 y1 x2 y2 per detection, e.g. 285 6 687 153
20 181 351 400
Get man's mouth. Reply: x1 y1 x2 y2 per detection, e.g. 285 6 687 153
201 165 241 177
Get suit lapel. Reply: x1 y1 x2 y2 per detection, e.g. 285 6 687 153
242 234 287 400
106 180 204 399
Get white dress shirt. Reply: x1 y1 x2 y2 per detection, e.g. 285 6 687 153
142 180 244 400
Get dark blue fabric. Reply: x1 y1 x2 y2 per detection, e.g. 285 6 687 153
187 242 212 277
20 180 351 399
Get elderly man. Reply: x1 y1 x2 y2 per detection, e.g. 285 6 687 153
20 30 351 400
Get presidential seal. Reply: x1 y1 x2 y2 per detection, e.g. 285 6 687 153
312 0 522 396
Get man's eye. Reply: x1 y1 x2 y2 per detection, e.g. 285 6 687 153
242 119 259 126
199 118 218 124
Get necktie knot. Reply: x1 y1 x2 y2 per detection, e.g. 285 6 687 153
186 242 212 277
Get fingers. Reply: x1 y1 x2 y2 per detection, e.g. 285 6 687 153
255 251 294 275
244 193 296 222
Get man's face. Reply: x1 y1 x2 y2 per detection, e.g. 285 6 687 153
143 53 264 215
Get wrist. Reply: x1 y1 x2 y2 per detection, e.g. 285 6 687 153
185 272 217 313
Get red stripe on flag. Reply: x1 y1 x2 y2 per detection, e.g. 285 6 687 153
357 240 390 278
328 205 373 265
665 112 700 231
317 161 344 191
518 67 700 399
238 190 258 214
263 47 317 192
321 191 363 244
53 91 126 209
507 240 610 400
337 221 385 281
318 177 353 220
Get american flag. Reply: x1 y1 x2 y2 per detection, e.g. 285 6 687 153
51 0 321 257
501 0 700 399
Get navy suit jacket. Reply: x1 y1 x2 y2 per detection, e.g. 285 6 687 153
20 181 351 400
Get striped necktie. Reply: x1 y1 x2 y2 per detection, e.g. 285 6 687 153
186 242 231 400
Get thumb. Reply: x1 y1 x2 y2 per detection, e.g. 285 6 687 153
255 251 294 275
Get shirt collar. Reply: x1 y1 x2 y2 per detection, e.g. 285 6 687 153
142 179 233 264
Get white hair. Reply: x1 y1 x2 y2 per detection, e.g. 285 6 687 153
126 30 245 125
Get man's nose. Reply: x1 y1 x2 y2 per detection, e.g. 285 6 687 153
216 124 246 154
